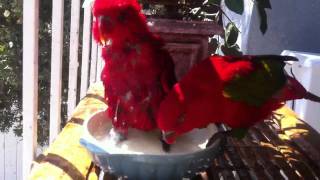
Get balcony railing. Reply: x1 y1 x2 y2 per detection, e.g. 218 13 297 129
22 0 103 177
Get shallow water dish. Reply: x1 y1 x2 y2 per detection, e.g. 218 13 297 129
80 110 225 180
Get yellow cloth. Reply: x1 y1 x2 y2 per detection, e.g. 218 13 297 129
29 82 106 180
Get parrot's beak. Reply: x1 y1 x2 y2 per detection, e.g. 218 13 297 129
99 34 107 46
305 91 320 103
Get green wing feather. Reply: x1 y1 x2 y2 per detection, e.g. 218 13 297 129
223 56 289 107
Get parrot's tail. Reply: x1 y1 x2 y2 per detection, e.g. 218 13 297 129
305 91 320 103
252 55 299 62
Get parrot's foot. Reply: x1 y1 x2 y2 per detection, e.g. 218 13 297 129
161 131 176 152
160 138 171 152
216 128 248 139
109 128 127 143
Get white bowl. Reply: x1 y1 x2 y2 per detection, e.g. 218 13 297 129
80 111 225 180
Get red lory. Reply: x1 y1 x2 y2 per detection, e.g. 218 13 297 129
157 55 320 144
92 0 176 141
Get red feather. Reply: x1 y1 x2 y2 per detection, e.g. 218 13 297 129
157 55 308 144
93 0 176 134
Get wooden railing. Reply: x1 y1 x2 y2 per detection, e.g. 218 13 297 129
22 0 103 178
23 0 39 178
49 0 64 144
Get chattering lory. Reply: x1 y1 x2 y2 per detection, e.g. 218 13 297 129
157 55 320 144
92 0 176 140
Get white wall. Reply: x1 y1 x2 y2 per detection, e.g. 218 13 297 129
247 0 320 54
0 131 22 180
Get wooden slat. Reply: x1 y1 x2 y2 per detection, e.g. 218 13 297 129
80 5 92 99
224 139 252 179
49 0 64 143
207 158 221 180
0 134 4 179
229 140 269 180
213 108 320 180
216 152 235 180
67 0 81 118
22 0 39 178
4 131 19 179
256 123 300 179
101 59 105 82
275 107 320 170
17 139 23 180
95 46 103 81
257 122 318 179
289 137 320 177
252 125 300 179
90 40 98 85
242 133 284 179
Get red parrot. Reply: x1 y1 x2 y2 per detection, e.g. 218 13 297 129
92 0 176 140
157 55 320 144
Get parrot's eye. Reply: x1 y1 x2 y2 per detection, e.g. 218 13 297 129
117 11 128 23
99 16 112 26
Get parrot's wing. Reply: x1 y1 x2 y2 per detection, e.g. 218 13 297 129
222 56 292 107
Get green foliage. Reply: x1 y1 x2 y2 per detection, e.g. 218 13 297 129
221 44 243 56
225 0 244 15
0 0 23 135
0 0 73 145
208 0 221 6
225 22 239 47
256 0 272 34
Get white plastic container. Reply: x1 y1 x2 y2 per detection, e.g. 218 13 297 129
80 111 225 180
282 50 320 133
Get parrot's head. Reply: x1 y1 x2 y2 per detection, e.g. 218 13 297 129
92 0 149 45
278 76 320 103
275 76 308 101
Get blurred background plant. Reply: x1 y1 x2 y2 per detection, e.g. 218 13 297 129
0 0 269 145
0 0 73 145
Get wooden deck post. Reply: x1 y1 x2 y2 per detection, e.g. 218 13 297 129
80 5 92 99
67 0 81 118
96 46 103 81
49 0 64 143
22 0 39 178
90 39 98 85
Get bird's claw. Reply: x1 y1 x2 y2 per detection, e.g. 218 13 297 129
109 128 127 143
160 137 171 152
